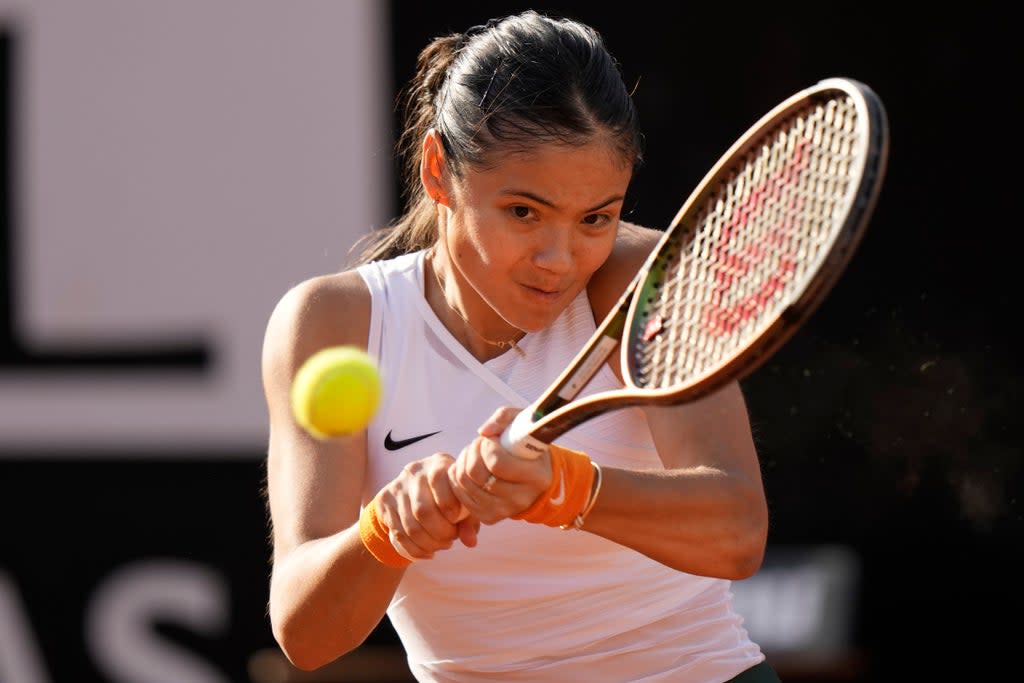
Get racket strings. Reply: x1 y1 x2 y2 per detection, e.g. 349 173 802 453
634 94 863 389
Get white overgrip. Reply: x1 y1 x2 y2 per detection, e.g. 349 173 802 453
500 407 548 459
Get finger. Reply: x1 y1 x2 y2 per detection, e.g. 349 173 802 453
457 517 480 548
389 528 425 562
476 435 507 474
425 453 465 524
448 446 471 489
477 405 521 437
449 444 488 502
398 505 459 559
390 461 462 558
462 436 506 490
461 472 498 511
447 460 483 521
382 496 437 561
448 445 507 524
435 457 472 523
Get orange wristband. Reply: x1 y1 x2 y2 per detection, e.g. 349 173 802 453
358 494 412 568
512 444 594 528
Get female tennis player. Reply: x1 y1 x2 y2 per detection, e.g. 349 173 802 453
261 10 779 682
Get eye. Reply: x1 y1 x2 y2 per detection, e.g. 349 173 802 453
582 212 614 228
508 205 536 221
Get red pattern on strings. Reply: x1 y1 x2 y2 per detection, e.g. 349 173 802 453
702 139 811 336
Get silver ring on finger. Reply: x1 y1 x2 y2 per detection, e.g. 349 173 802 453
482 473 497 493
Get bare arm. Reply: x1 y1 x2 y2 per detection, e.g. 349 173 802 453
580 384 768 579
262 271 404 670
452 387 767 580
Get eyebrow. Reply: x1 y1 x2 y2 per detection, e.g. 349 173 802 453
499 189 625 214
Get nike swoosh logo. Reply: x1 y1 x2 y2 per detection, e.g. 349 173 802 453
549 468 566 505
384 429 441 451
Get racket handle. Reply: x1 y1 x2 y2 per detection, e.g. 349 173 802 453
500 408 549 459
450 408 543 524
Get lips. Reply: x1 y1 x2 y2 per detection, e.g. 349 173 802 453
520 283 565 302
518 277 567 295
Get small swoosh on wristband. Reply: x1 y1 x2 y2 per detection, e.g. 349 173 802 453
549 469 566 505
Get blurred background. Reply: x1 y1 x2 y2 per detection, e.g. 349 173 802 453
1 1 1020 682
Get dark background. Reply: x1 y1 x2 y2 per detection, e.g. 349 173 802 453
1 2 1021 682
393 3 1024 679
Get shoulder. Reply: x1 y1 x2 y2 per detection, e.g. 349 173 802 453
586 220 662 319
610 220 662 265
261 268 372 388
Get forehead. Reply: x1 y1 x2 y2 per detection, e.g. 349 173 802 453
474 133 633 170
462 140 634 199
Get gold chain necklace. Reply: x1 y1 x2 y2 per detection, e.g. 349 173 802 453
428 252 526 358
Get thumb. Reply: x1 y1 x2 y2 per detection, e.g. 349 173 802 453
478 406 520 437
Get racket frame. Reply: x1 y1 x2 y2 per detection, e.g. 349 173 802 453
502 77 889 458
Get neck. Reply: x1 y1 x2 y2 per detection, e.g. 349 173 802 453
426 249 526 360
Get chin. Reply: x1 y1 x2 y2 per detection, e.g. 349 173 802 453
513 309 562 334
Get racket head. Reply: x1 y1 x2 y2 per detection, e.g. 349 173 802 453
502 77 889 454
622 77 889 403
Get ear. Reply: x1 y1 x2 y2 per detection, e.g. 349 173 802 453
420 128 450 205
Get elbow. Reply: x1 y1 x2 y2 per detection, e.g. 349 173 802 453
279 648 333 673
719 530 767 580
271 606 364 672
726 542 766 580
271 617 324 672
271 619 313 672
720 499 769 580
278 648 336 674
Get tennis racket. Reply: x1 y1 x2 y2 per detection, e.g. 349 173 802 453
500 77 889 458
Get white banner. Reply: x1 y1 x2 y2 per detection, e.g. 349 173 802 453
0 1 392 453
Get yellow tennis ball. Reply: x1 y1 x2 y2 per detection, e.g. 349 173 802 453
290 345 382 439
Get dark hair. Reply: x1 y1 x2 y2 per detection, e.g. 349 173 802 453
351 10 643 265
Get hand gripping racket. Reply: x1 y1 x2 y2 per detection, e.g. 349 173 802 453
501 77 889 458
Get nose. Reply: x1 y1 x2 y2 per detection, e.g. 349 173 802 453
531 225 573 275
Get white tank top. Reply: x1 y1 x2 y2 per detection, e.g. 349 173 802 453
357 250 764 682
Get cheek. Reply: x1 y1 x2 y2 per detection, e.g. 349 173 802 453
575 233 617 275
454 212 517 264
445 215 509 276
